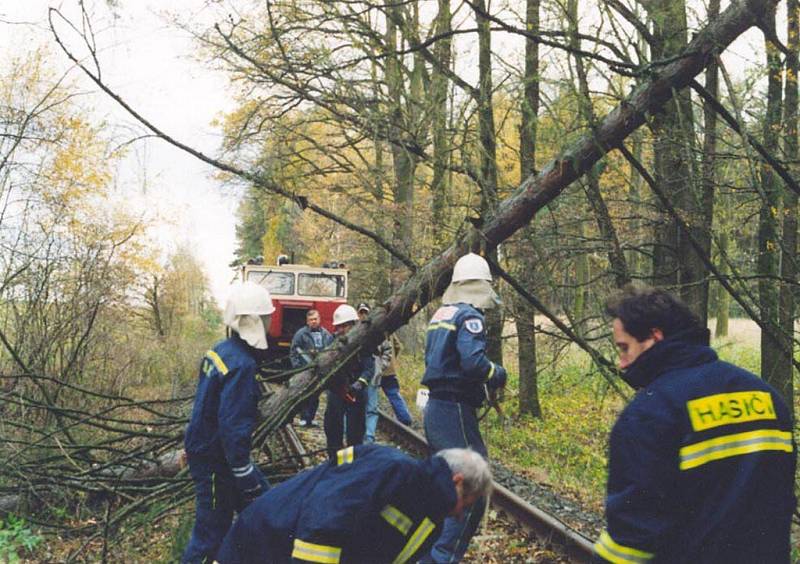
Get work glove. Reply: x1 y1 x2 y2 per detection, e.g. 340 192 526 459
486 365 507 390
350 379 367 393
234 463 269 506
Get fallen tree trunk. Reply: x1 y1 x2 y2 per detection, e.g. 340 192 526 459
258 0 778 431
0 494 21 515
0 450 187 517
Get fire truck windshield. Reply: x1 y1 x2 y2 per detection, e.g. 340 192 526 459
247 271 295 296
298 273 346 298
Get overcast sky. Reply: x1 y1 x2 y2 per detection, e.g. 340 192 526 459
1 0 241 305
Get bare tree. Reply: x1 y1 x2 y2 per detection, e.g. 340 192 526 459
643 0 708 322
515 0 542 418
758 5 785 394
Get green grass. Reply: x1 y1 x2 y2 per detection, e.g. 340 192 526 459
482 354 619 508
0 515 42 563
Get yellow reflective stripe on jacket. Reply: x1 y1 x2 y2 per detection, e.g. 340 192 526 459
292 539 342 563
380 504 413 536
392 517 435 564
593 530 654 563
487 362 496 379
679 429 793 470
206 350 229 376
336 446 354 466
427 322 456 332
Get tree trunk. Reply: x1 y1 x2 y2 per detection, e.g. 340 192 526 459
567 0 630 289
574 219 589 323
371 61 392 302
474 0 503 366
700 0 720 335
758 6 784 392
515 0 541 418
714 229 730 338
385 6 416 289
515 288 541 417
431 0 453 250
646 0 708 324
628 130 645 278
777 0 798 415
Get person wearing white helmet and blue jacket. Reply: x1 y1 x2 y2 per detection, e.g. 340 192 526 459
182 281 275 563
420 252 507 563
322 304 375 460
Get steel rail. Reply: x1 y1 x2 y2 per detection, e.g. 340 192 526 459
278 424 308 469
377 411 596 562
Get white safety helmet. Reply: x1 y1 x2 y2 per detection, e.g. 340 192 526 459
224 282 275 349
332 304 359 326
451 253 492 283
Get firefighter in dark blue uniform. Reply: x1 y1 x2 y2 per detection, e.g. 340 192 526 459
323 304 373 460
182 282 274 564
214 444 492 564
420 253 507 563
595 287 795 563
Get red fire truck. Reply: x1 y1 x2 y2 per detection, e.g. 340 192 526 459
239 258 348 362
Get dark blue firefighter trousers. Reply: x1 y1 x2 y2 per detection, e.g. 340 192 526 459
182 456 268 563
421 398 488 563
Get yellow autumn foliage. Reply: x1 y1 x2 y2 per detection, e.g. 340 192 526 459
47 114 113 205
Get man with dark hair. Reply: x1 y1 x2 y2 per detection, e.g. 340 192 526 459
214 445 492 564
290 309 333 427
595 286 795 563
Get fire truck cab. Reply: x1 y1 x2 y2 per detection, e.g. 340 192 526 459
239 259 348 361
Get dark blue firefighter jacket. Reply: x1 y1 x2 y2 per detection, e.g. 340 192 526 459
594 329 796 563
215 444 457 564
184 333 264 492
421 302 505 407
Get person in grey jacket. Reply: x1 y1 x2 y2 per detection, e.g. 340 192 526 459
290 309 333 427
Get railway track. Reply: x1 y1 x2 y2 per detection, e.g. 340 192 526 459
375 411 596 563
276 424 308 465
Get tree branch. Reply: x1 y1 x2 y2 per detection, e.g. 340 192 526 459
689 78 800 198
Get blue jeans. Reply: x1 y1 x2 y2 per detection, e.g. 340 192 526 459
365 384 380 443
421 398 488 563
381 375 413 425
365 377 413 443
